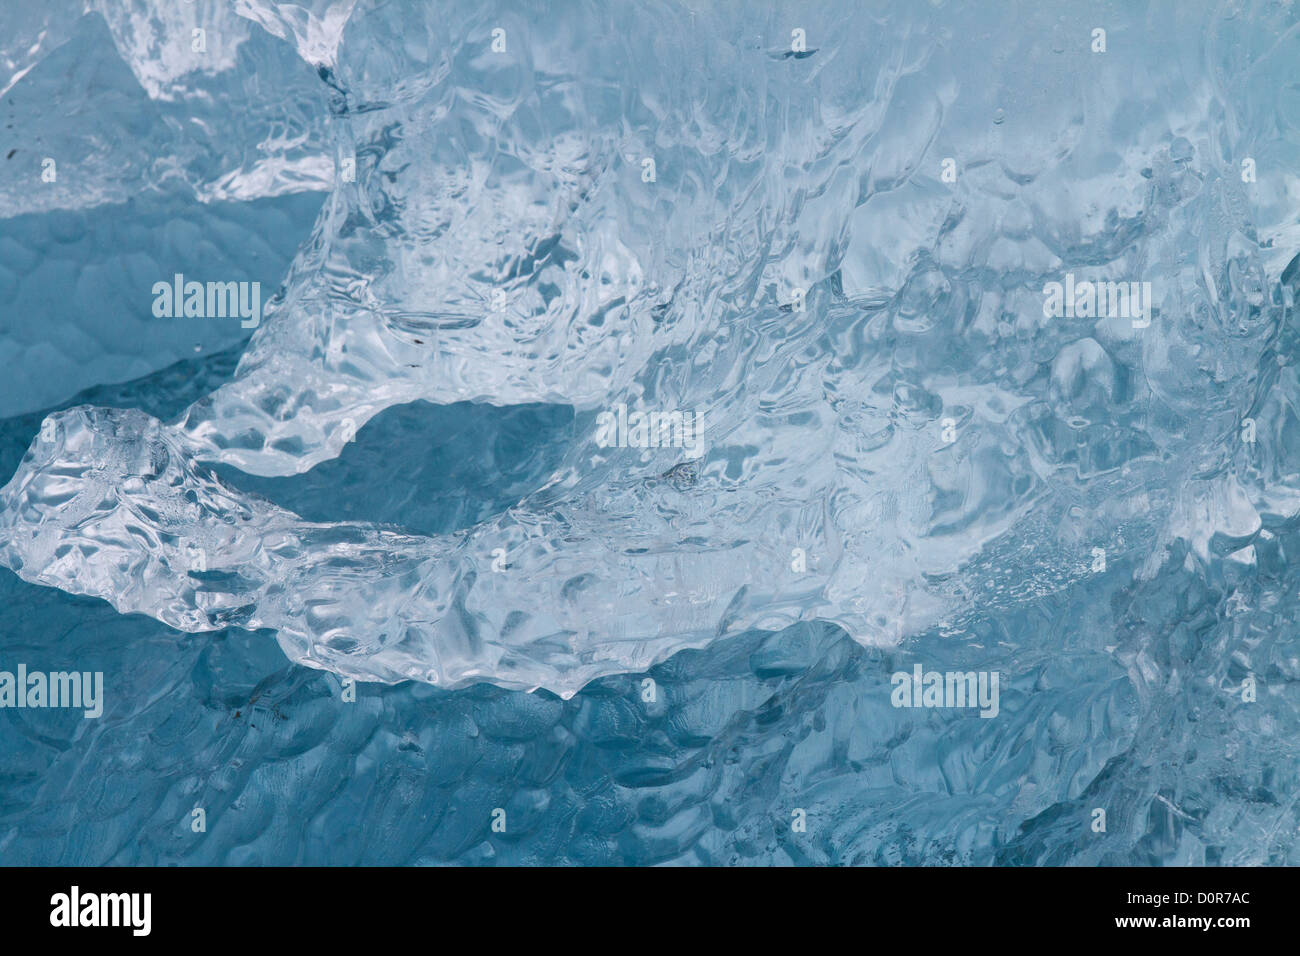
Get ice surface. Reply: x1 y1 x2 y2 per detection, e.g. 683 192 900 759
3 0 1300 863
5 0 1300 696
0 3 329 417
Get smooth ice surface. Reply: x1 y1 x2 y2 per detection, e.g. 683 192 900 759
3 0 1300 864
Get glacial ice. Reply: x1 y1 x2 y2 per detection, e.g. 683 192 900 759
3 0 1300 710
0 1 330 417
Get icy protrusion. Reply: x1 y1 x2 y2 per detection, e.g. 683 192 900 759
1 405 898 695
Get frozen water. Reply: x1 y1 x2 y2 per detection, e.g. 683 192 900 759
2 0 1300 864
